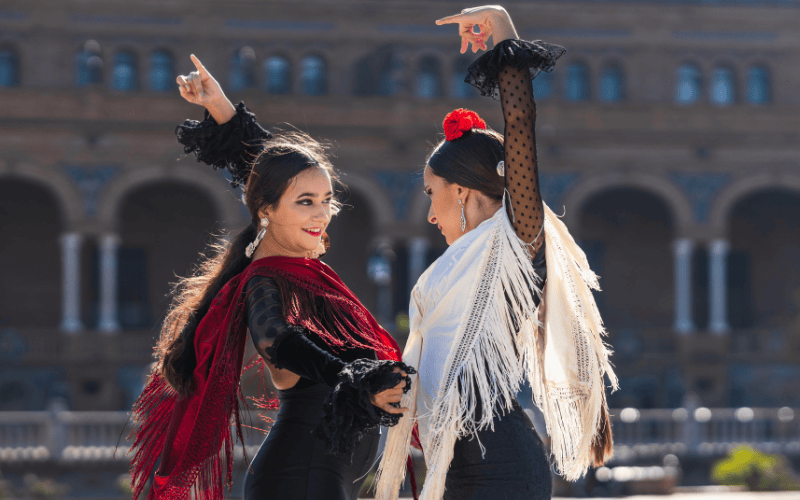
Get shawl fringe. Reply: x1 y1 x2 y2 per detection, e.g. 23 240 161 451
128 258 403 500
377 203 617 500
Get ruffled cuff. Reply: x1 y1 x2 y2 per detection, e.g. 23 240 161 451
466 38 566 99
175 101 272 188
315 359 416 459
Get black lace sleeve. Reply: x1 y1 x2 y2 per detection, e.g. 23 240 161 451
465 38 565 100
315 358 415 459
245 276 416 457
467 39 564 261
175 101 272 188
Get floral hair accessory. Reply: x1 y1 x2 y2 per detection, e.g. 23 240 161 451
443 108 486 142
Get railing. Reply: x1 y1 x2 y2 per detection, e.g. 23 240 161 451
2 407 798 464
0 410 273 463
610 406 800 461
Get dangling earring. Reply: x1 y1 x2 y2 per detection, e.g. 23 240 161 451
458 199 466 232
245 217 269 258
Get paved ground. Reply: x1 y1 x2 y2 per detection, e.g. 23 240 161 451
555 491 800 500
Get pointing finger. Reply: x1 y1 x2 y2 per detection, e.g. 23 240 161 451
190 54 209 77
436 13 468 25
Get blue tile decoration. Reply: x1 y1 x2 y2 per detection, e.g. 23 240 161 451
669 171 732 223
70 14 182 26
527 28 631 39
371 170 423 221
378 24 449 36
671 30 778 42
0 11 27 21
63 166 121 217
226 19 334 32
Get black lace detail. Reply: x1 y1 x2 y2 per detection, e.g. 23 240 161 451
466 39 566 100
175 101 272 188
262 325 305 370
315 359 416 460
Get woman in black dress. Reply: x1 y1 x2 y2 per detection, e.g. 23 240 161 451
129 56 414 500
377 6 616 500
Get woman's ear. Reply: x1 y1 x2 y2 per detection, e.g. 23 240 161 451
456 185 471 203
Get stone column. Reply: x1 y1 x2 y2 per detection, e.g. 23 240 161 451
672 238 695 334
60 232 84 333
98 233 121 333
708 239 730 335
407 237 430 291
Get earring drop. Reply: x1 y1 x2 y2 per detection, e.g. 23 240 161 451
246 218 269 258
458 199 466 232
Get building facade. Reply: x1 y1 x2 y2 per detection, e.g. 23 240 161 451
1 0 799 411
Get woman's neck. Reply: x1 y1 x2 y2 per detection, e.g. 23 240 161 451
252 239 307 261
464 196 502 233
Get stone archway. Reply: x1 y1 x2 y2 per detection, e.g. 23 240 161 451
0 179 63 327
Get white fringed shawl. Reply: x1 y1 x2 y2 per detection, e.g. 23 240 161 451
375 202 618 500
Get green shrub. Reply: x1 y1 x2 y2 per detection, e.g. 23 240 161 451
712 446 800 491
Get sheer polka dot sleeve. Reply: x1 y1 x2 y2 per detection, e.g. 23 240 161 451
466 39 565 257
500 65 543 252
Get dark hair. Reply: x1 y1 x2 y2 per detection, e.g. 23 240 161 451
426 128 505 201
156 132 338 396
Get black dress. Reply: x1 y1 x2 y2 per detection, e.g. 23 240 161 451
440 38 568 500
242 276 382 500
175 114 410 500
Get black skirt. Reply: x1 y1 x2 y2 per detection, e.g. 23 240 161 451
244 381 379 500
444 400 552 500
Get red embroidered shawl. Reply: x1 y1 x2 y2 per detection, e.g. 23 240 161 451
128 257 403 500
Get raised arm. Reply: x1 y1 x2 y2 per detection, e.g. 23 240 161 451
437 7 565 260
500 64 543 253
175 55 272 188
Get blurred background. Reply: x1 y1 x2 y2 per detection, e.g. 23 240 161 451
0 0 799 498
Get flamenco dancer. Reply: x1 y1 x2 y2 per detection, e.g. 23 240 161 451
128 55 415 500
376 6 618 500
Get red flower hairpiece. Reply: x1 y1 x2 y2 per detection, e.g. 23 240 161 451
443 108 487 142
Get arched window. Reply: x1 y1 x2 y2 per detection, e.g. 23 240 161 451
710 66 735 106
149 50 173 92
564 62 590 102
75 40 103 87
378 52 406 97
263 56 291 94
451 56 478 99
112 51 137 91
415 56 442 99
599 64 624 102
299 55 327 96
353 56 375 96
746 65 770 104
674 63 701 104
0 48 19 87
230 46 256 92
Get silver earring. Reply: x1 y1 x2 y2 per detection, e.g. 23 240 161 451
458 199 466 232
496 160 505 177
246 218 269 258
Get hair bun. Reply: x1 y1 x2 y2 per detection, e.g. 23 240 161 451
443 108 486 142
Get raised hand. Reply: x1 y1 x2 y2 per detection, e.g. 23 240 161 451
436 5 518 54
177 54 236 124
